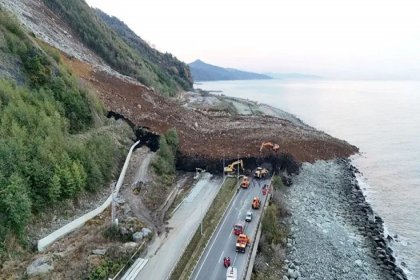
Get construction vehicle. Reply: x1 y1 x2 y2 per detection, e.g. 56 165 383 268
254 167 269 178
241 176 250 188
226 267 237 280
236 233 251 253
224 160 244 175
259 142 280 153
252 197 260 209
233 221 245 235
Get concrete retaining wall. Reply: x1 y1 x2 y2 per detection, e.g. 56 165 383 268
37 141 140 252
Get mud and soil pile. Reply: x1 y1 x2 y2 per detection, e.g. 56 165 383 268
78 63 358 170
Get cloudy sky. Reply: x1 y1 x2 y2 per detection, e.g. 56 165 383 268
85 0 420 79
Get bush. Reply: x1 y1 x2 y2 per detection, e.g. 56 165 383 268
151 128 179 178
272 175 283 190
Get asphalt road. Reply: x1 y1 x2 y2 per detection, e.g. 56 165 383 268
134 173 223 280
190 176 270 280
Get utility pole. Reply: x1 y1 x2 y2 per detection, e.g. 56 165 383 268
223 152 225 179
237 153 240 180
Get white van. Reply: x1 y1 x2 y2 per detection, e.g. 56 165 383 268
226 267 237 280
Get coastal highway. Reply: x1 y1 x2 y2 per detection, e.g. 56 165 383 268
190 177 270 280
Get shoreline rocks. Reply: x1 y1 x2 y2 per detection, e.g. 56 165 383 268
283 159 408 280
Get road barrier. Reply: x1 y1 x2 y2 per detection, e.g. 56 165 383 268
37 141 140 251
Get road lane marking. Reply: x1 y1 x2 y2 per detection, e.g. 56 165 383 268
192 189 242 280
232 252 239 266
219 251 225 263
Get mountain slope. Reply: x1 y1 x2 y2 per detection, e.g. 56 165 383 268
189 59 271 81
42 0 190 96
95 9 192 91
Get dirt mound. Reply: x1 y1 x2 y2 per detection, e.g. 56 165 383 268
4 0 357 169
62 54 357 169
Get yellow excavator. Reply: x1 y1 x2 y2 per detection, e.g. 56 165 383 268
224 160 244 175
259 142 280 153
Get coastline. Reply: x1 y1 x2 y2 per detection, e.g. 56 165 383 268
282 159 408 280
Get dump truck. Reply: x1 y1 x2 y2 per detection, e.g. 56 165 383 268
254 167 269 178
224 160 244 175
233 221 245 235
241 176 250 188
236 233 251 253
252 197 260 209
226 267 237 280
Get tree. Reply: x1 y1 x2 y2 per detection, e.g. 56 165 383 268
48 174 61 202
0 173 32 236
165 128 179 153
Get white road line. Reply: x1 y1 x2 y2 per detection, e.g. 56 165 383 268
219 251 225 263
232 252 239 266
192 191 242 280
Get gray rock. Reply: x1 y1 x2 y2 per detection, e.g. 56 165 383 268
287 268 294 278
354 259 363 267
26 256 54 276
119 226 129 236
283 276 289 280
141 227 152 237
132 231 144 242
92 249 107 255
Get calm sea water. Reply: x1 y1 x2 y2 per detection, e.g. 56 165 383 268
197 79 420 279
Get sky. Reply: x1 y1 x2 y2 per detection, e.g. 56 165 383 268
85 0 420 80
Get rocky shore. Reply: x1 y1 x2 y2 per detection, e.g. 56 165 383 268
282 159 407 280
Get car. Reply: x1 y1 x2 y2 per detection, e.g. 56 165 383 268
245 211 253 222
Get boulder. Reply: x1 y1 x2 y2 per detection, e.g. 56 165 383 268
141 227 152 238
92 249 107 256
132 231 144 242
355 259 363 267
26 255 54 277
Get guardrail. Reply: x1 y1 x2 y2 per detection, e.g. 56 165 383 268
37 141 140 251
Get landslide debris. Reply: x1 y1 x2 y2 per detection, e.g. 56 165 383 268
2 0 358 170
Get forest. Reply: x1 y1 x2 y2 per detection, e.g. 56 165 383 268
0 9 127 253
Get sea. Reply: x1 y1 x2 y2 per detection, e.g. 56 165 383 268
196 79 420 279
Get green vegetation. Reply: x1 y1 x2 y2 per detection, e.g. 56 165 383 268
0 9 127 254
252 190 288 280
151 128 179 184
261 203 287 244
272 175 283 190
88 258 128 280
95 9 192 91
170 177 238 280
42 0 192 96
